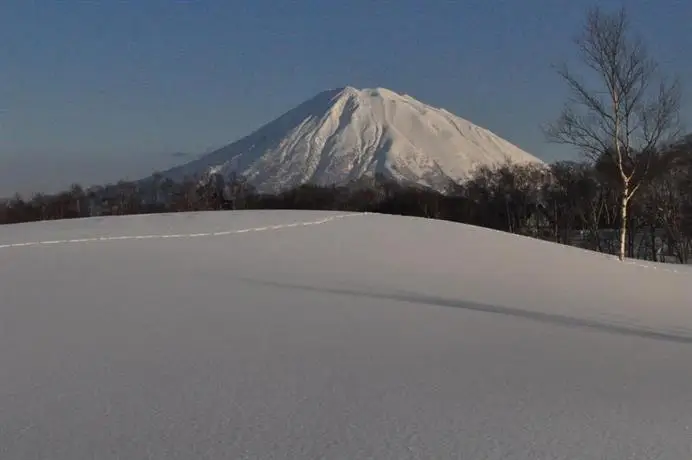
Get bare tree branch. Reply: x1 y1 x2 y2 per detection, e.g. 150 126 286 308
545 6 682 260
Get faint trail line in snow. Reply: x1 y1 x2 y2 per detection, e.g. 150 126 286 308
0 213 369 251
620 259 690 275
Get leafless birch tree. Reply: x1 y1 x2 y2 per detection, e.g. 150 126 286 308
545 7 681 260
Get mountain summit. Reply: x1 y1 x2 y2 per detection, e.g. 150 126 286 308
159 86 543 192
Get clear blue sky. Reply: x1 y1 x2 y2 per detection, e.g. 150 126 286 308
1 0 690 196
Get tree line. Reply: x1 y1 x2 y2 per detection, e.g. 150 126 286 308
1 146 691 263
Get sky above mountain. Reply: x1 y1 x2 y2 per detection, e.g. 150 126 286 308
1 0 690 196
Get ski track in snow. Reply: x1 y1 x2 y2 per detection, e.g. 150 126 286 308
0 213 369 251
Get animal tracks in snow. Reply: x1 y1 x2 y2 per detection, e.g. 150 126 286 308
0 213 369 251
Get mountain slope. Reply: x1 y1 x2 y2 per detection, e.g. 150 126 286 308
159 86 543 193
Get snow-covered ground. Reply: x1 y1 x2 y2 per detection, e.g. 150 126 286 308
159 86 543 193
1 210 691 459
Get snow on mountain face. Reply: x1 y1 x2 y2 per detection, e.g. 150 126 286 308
160 86 544 193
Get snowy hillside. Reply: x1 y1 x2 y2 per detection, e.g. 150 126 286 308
2 211 691 458
158 87 543 193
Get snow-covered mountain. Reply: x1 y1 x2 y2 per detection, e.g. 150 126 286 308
158 86 544 193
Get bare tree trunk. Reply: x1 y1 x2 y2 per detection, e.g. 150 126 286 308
619 191 629 260
545 6 681 262
650 224 658 262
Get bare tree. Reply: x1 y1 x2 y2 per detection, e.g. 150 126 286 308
545 6 681 260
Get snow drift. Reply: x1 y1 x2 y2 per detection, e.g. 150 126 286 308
1 211 691 459
158 87 543 193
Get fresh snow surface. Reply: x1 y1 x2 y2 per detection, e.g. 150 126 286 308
1 211 691 459
158 86 543 193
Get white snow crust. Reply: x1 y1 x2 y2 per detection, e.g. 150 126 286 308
1 211 691 459
160 87 543 192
